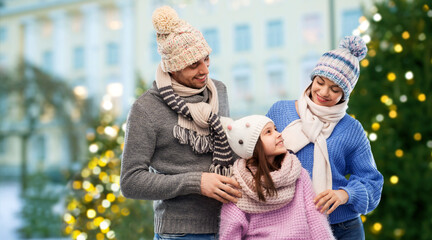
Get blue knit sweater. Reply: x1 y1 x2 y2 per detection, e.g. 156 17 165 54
266 100 383 224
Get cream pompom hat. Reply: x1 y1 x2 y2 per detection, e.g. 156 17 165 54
152 6 212 72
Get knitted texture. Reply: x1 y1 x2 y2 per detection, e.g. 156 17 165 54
152 6 212 72
232 153 302 213
310 35 367 100
266 100 384 224
121 80 229 234
225 115 273 159
219 169 335 240
155 65 234 177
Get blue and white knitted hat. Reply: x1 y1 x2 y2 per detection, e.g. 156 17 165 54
310 35 367 100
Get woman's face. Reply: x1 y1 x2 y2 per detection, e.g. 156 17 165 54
310 76 344 107
260 122 287 162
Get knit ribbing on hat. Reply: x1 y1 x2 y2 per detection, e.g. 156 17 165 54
152 6 212 72
310 35 367 100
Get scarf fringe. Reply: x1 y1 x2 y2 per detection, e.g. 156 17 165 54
209 163 233 177
173 125 214 154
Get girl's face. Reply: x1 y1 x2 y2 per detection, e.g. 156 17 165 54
310 76 344 107
260 122 287 162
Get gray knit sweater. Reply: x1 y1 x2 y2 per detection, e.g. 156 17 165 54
120 80 230 234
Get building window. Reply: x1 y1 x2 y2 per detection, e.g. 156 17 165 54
203 28 220 55
106 42 119 66
266 59 287 100
267 20 284 48
35 135 46 162
151 34 160 62
234 24 251 52
42 50 53 73
0 26 7 42
302 13 323 44
73 46 84 69
342 9 362 37
0 137 6 155
232 64 253 100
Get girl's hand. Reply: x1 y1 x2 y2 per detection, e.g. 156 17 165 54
314 189 349 215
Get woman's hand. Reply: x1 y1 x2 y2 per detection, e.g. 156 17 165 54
201 173 242 203
314 189 349 214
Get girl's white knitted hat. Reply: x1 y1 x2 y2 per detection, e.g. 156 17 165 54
225 115 273 159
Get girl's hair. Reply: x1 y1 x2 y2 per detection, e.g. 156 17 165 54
246 138 285 202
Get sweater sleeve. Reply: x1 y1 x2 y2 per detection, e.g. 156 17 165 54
120 100 202 200
340 122 384 214
302 169 335 240
219 203 249 240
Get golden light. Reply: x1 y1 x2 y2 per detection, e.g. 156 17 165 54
389 110 397 118
372 123 380 131
361 59 369 67
423 4 430 11
361 215 366 223
96 233 105 240
64 213 76 224
72 230 82 239
387 72 396 82
106 150 115 158
414 133 422 141
395 149 403 158
390 175 399 184
418 93 426 102
107 193 116 202
64 225 73 234
380 95 389 104
94 217 104 226
394 44 403 53
73 181 82 190
81 168 91 178
394 228 405 238
372 222 383 233
97 205 106 213
402 31 410 39
87 209 96 219
368 49 376 57
84 193 93 202
121 208 131 216
111 204 120 213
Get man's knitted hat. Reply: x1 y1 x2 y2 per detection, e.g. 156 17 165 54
310 35 367 100
152 6 212 73
224 115 273 159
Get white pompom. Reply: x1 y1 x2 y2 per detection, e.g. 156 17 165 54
152 6 180 34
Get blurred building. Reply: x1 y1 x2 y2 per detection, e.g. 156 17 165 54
0 0 373 178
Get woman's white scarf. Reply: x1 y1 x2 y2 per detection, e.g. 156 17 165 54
281 88 347 194
155 64 234 176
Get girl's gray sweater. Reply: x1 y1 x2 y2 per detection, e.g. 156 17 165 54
120 80 230 234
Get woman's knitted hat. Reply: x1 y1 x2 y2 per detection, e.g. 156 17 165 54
310 35 367 100
224 115 273 159
152 6 212 73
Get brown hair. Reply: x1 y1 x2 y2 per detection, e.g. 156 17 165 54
246 138 285 202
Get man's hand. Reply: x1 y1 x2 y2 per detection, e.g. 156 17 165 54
314 189 349 215
201 173 242 203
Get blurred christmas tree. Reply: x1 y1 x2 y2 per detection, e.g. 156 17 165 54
64 77 154 240
349 0 432 239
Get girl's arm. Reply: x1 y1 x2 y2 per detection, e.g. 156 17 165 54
219 202 249 240
302 169 336 240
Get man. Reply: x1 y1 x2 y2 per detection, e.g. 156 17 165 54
120 6 241 239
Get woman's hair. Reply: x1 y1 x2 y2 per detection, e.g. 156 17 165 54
246 138 285 202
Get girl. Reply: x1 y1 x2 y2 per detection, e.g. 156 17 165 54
219 115 335 240
266 36 384 239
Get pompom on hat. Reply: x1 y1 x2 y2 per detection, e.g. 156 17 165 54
224 115 274 159
310 35 368 100
152 6 212 72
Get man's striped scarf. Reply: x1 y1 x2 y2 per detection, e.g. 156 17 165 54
155 64 234 176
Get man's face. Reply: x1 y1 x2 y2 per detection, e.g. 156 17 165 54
170 56 210 89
